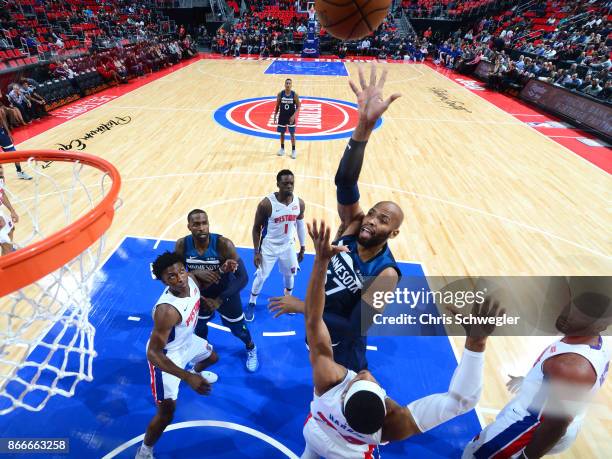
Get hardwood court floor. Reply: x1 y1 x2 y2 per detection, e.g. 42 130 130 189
8 58 612 458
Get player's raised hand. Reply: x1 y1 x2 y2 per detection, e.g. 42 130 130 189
349 64 401 131
186 373 212 395
464 296 505 339
307 219 348 261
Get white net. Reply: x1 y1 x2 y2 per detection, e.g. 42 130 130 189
0 155 118 415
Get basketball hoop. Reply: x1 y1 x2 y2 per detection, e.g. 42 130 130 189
0 150 121 415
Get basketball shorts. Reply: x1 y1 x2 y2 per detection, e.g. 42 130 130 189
256 241 298 279
147 335 213 402
198 292 244 323
0 209 14 244
277 114 296 134
0 128 15 152
462 409 580 458
303 414 379 459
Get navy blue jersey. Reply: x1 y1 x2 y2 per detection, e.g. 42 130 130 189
324 234 400 320
278 90 296 117
183 233 227 298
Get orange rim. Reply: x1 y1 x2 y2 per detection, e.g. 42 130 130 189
0 150 121 297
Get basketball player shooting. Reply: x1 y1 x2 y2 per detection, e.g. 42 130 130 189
269 65 404 372
463 278 611 459
247 169 306 321
136 252 220 459
301 218 505 459
176 209 259 372
0 164 19 255
274 78 300 159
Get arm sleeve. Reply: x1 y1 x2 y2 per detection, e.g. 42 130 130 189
335 138 367 205
407 349 484 432
219 258 249 299
297 218 306 247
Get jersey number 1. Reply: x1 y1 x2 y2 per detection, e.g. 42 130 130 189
284 223 288 234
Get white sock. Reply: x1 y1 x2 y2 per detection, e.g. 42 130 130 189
283 274 295 292
249 271 266 304
140 443 153 452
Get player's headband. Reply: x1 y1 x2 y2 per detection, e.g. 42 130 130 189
344 380 387 415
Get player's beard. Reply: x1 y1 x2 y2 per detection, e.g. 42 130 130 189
358 229 392 248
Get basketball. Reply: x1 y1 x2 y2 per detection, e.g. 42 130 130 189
315 0 392 41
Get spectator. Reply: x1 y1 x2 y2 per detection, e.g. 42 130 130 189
0 99 25 128
564 73 583 89
20 80 48 118
599 79 612 101
582 78 603 96
96 59 124 85
7 85 34 123
360 38 371 55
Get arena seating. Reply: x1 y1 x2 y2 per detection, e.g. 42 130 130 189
402 0 509 19
0 1 201 130
0 0 173 69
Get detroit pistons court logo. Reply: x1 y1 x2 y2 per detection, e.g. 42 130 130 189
214 96 382 141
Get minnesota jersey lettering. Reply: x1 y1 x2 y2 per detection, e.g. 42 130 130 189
324 235 399 319
327 254 361 296
183 233 227 297
279 91 296 116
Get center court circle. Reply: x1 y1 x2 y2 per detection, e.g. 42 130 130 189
213 96 382 141
102 420 299 458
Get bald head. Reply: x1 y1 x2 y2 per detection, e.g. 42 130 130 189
357 201 404 248
374 201 404 230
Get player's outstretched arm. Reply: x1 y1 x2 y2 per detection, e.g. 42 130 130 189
402 298 504 437
305 219 349 395
336 65 401 237
147 304 211 395
522 354 597 458
252 198 272 268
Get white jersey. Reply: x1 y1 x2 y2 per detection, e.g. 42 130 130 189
152 277 201 352
261 192 300 248
500 337 610 452
309 370 383 448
